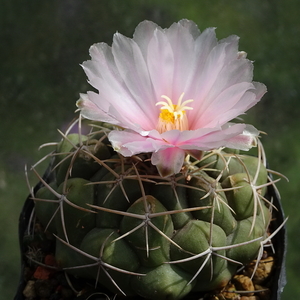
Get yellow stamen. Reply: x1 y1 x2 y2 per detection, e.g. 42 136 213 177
156 93 193 133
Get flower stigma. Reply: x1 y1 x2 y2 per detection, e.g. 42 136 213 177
156 93 194 133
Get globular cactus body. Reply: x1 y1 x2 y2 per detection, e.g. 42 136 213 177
31 123 277 300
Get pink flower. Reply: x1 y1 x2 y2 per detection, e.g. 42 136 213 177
77 20 266 176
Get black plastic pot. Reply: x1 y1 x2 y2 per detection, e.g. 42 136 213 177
14 164 287 300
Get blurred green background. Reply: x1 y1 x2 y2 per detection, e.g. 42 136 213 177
1 0 299 298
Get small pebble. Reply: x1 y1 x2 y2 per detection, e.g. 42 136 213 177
23 280 36 298
233 274 255 296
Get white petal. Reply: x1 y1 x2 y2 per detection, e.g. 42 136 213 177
176 19 201 39
151 147 186 177
147 28 175 100
164 20 199 97
112 32 157 120
82 43 156 130
76 93 117 124
133 20 160 58
182 27 218 101
191 82 255 128
108 129 167 156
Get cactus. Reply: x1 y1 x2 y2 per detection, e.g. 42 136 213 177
23 118 284 300
21 20 287 300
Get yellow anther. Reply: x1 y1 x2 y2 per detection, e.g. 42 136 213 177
156 93 193 133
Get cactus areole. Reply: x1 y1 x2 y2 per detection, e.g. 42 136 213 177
18 20 287 300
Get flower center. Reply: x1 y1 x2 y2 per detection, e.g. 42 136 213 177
156 93 193 133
